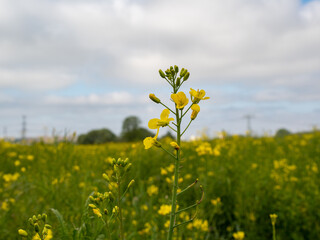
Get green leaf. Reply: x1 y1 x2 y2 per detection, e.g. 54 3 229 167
51 208 71 240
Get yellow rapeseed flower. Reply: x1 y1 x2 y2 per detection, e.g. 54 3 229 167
143 136 161 149
190 104 200 120
171 92 189 109
189 88 210 104
148 109 174 129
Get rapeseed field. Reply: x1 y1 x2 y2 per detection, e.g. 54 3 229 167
1 131 319 239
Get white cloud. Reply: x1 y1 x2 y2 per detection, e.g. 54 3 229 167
0 69 75 90
44 91 145 106
0 0 319 89
0 0 319 137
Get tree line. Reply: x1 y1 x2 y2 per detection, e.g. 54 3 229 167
77 116 174 144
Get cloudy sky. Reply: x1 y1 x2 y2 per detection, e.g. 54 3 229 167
0 0 319 139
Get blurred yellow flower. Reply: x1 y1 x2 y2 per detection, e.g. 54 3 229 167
32 229 52 240
171 92 189 109
211 197 221 206
158 204 171 215
18 229 28 237
270 213 278 225
92 208 102 218
233 231 245 240
189 88 210 104
193 219 209 232
147 185 159 196
170 141 180 150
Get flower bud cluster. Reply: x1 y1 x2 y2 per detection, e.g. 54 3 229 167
18 213 52 239
159 65 190 90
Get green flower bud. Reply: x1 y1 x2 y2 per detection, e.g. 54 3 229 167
28 218 34 226
159 69 166 78
44 224 52 229
102 173 110 182
34 223 40 233
174 65 179 73
180 68 186 77
149 94 161 103
104 208 108 215
125 163 132 172
32 215 37 222
37 214 42 220
128 179 135 189
183 72 190 81
42 213 47 222
176 77 181 87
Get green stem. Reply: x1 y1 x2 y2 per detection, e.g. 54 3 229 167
117 178 124 240
272 224 276 240
164 77 174 88
168 125 177 132
182 103 194 118
160 146 177 160
181 120 193 137
160 102 175 115
175 203 198 214
167 104 181 240
106 217 112 240
177 178 198 196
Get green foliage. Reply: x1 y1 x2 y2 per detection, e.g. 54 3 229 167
275 128 291 138
77 129 117 144
51 208 71 240
121 116 153 142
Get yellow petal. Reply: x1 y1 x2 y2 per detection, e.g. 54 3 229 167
148 118 160 129
191 104 200 113
160 109 170 120
189 88 196 95
199 90 206 98
143 137 154 149
171 93 178 102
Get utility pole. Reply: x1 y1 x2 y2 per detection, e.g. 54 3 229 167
22 115 27 141
244 114 254 134
3 127 7 140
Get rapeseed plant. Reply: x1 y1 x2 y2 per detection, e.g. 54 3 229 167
144 65 209 240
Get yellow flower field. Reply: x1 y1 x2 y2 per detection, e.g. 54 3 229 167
0 130 319 239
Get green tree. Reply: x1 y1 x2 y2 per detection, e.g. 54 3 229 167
275 128 291 138
121 116 153 142
77 128 117 144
